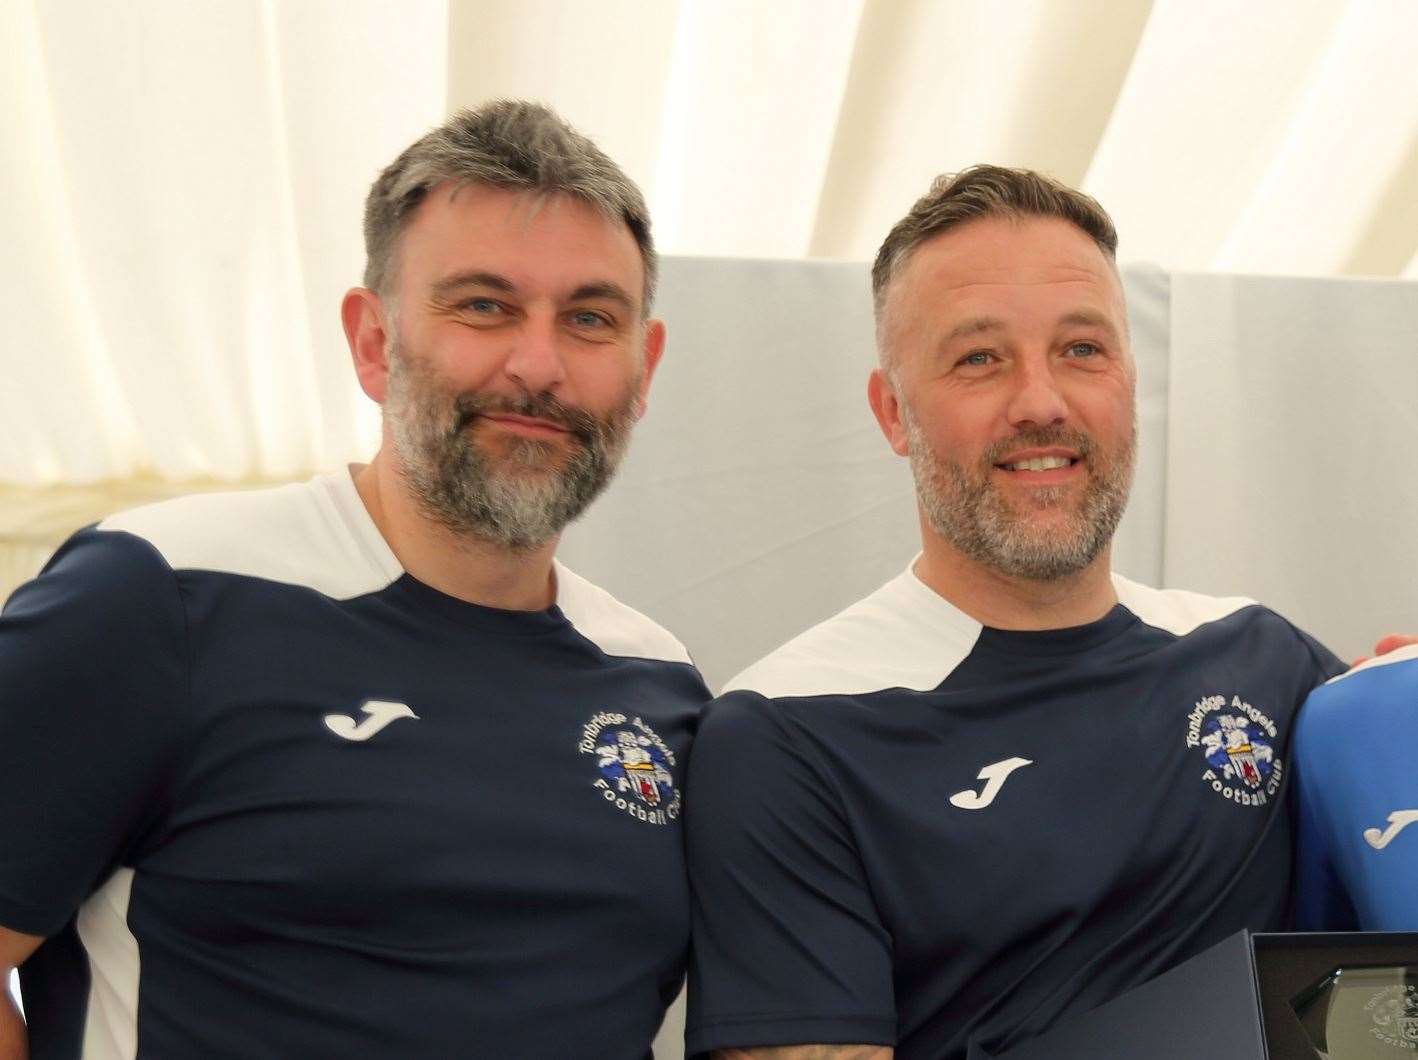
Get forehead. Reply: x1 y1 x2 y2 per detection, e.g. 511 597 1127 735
397 183 644 300
888 216 1126 336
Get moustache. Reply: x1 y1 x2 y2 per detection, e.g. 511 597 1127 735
980 426 1095 466
451 393 602 444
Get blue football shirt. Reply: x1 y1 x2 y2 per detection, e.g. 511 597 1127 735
685 564 1341 1060
1294 644 1418 931
0 471 709 1058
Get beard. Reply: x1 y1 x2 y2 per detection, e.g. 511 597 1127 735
904 411 1135 582
384 337 639 552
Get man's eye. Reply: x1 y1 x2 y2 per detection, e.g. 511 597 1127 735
463 298 503 315
959 350 993 367
570 310 610 328
1065 342 1099 358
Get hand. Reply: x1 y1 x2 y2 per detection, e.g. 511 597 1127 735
1350 633 1418 668
1374 634 1418 656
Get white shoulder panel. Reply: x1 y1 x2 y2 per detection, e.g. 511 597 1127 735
98 472 403 601
1112 573 1257 637
554 562 693 665
723 567 982 699
1324 641 1418 685
76 867 138 1060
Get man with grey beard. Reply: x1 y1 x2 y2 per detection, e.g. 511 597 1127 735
684 166 1341 1060
0 101 708 1059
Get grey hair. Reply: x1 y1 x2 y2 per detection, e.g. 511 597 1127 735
871 165 1118 343
363 99 657 312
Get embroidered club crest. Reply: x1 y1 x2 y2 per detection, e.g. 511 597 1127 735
577 711 681 826
1185 693 1283 807
599 729 672 807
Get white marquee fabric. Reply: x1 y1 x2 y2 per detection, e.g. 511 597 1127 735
6 0 1418 490
3 0 447 486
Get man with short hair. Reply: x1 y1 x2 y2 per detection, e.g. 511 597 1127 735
684 166 1342 1060
0 101 708 1058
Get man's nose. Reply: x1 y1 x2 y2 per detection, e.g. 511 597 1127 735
503 316 567 394
1005 358 1068 429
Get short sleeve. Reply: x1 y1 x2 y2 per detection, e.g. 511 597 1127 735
0 528 188 936
684 691 895 1055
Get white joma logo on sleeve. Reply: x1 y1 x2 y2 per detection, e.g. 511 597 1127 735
1363 809 1418 850
949 757 1033 810
324 700 418 742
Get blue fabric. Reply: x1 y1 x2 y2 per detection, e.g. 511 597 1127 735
1294 651 1418 931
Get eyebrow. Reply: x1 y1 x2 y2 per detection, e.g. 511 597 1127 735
945 316 1005 342
429 273 637 311
1058 309 1122 338
567 282 636 310
944 310 1121 343
431 271 516 299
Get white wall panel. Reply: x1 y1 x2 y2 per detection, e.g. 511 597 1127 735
1164 272 1418 659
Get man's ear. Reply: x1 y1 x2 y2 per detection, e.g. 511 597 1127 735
342 288 391 403
867 367 911 456
632 318 667 420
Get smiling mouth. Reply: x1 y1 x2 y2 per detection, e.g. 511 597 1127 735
997 455 1079 472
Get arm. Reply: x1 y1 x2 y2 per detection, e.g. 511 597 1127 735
685 694 895 1055
0 530 188 1051
0 927 42 1060
716 1048 893 1059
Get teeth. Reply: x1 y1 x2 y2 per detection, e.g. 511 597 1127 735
1007 456 1071 471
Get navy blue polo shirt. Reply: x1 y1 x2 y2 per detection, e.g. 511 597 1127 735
0 471 708 1058
685 564 1340 1059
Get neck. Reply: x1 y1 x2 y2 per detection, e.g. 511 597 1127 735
913 517 1118 631
351 451 559 612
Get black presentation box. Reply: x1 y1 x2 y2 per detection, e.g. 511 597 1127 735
973 930 1418 1060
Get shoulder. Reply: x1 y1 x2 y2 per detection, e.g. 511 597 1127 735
1111 574 1259 636
1115 574 1343 689
1115 573 1340 670
554 562 694 666
1294 649 1418 809
1301 643 1418 730
6 522 179 621
2 524 191 696
689 690 837 815
723 567 981 699
1322 642 1418 688
97 472 401 600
